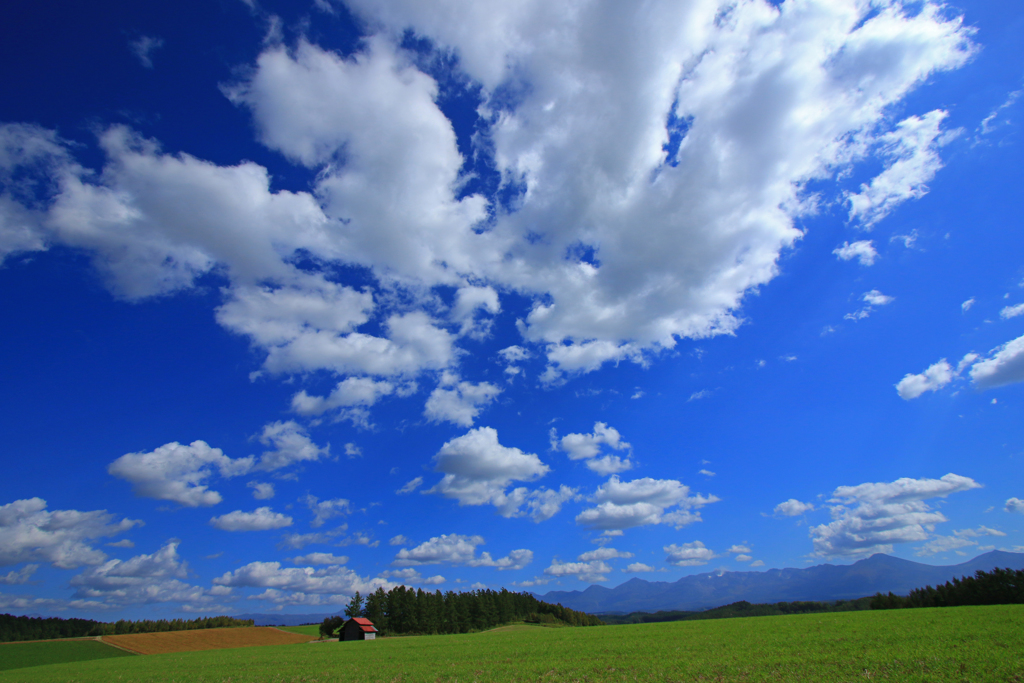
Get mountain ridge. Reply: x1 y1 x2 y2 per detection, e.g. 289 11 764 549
534 550 1024 614
231 551 1024 624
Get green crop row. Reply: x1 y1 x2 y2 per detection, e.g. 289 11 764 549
3 604 1022 682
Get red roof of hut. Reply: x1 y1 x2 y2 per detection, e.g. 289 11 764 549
349 617 377 632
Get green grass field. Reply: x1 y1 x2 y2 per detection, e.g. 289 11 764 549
275 625 322 638
2 605 1022 682
0 639 135 672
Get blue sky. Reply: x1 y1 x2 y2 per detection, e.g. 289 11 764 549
1 0 1023 620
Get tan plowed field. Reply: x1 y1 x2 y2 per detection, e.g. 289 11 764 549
102 627 315 654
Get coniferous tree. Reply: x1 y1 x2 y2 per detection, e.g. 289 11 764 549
364 588 385 631
344 591 365 618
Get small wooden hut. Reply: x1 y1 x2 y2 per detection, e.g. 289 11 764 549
341 617 378 641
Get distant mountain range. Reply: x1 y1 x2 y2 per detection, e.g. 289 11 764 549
534 550 1024 614
232 551 1024 625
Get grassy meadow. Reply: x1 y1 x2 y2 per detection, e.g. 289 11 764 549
2 605 1022 682
0 639 135 672
276 625 322 638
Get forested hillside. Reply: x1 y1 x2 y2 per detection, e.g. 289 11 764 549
322 586 603 637
872 567 1024 609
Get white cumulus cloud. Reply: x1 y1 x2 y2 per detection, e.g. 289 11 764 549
67 541 220 609
863 290 895 307
252 421 330 472
0 0 978 387
108 440 253 507
552 422 633 475
379 567 424 582
773 499 815 517
302 495 350 528
209 507 293 532
0 565 38 585
543 559 611 583
392 534 532 570
915 526 1005 557
424 379 502 427
0 498 140 569
833 240 877 266
846 289 895 320
523 486 580 523
498 346 530 363
248 482 275 500
578 547 634 562
451 285 501 339
425 427 558 519
664 541 717 567
213 560 395 603
810 473 981 557
1000 303 1024 320
347 0 973 376
847 110 959 228
902 334 1024 397
576 475 718 532
289 553 349 565
896 359 955 400
970 334 1024 390
291 377 395 428
904 333 1024 398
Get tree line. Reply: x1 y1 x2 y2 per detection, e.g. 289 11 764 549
320 586 604 638
599 597 873 625
871 567 1024 610
0 614 254 643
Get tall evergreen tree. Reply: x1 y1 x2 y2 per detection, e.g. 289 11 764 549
344 591 365 618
